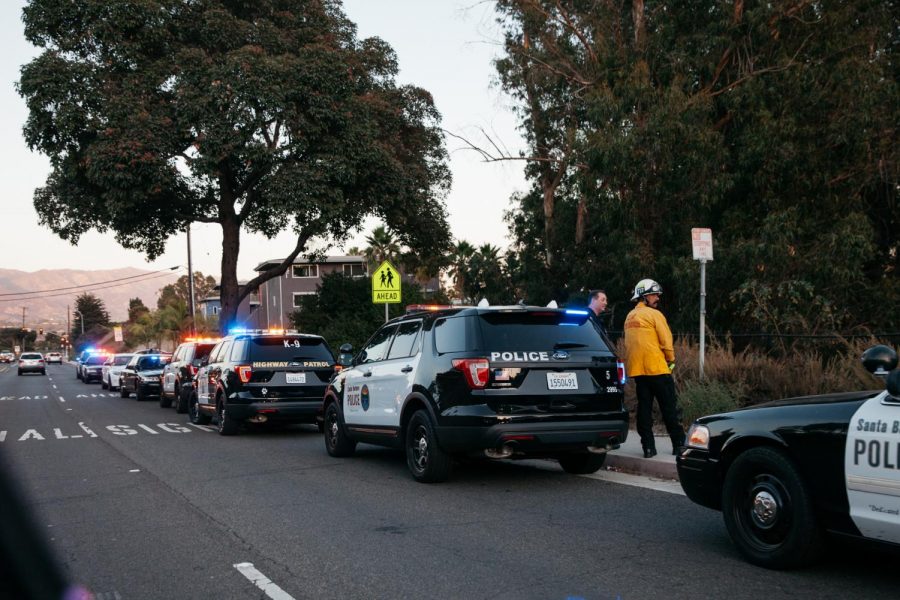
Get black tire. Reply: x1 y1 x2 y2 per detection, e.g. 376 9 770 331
120 384 129 398
101 379 108 390
722 447 824 569
189 393 212 425
323 402 356 457
17 370 22 376
174 385 190 414
159 388 172 408
135 384 145 402
316 419 325 434
558 453 607 474
41 369 46 376
216 397 239 436
405 410 452 483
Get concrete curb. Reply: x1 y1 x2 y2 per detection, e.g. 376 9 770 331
605 453 678 480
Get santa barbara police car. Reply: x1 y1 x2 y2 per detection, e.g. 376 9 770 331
323 303 628 483
677 345 900 569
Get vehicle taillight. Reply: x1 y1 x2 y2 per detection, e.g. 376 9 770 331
236 365 252 383
452 358 490 389
616 361 626 385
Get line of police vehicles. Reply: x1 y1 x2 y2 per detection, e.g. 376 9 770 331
68 302 900 569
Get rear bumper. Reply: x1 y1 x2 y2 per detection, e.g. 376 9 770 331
18 365 45 373
676 449 722 510
226 394 321 423
436 417 629 455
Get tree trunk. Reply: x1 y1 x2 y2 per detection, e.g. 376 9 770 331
542 180 555 265
218 214 241 335
632 0 645 50
575 194 587 245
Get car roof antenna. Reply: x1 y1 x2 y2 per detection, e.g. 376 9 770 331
546 300 558 308
477 298 490 307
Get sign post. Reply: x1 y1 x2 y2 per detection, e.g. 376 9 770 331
371 260 402 322
691 228 714 380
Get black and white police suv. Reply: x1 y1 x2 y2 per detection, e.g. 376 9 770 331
323 304 628 483
677 345 900 569
190 329 336 435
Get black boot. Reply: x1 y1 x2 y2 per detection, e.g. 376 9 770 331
643 448 657 459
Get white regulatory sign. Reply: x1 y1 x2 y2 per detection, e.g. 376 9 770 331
691 228 714 261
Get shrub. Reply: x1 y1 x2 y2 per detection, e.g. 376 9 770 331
678 379 742 426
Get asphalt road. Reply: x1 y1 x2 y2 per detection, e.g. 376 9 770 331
0 362 897 600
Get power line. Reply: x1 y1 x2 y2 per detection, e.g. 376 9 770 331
0 270 182 303
0 266 180 297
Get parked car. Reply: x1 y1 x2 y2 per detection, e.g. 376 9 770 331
191 329 335 434
2 351 18 363
80 353 110 383
676 344 900 569
160 338 219 413
118 354 171 401
75 349 104 380
18 352 46 376
45 352 62 364
323 304 627 482
102 353 135 391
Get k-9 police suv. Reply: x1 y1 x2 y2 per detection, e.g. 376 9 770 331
190 329 336 435
677 345 900 569
323 304 628 482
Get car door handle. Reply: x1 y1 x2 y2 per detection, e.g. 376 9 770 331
363 370 373 377
401 365 413 373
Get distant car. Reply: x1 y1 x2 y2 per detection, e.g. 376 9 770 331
45 352 62 364
75 349 103 380
18 352 46 376
676 345 900 569
102 353 135 391
119 354 171 401
160 338 219 413
80 353 110 383
0 352 15 363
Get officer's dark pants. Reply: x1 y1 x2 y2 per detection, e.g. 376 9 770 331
634 374 685 451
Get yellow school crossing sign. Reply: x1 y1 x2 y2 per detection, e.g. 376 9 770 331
372 260 401 304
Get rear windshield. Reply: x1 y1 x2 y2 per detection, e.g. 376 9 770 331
247 336 333 363
86 355 108 365
21 353 42 359
194 343 216 360
477 311 610 352
113 355 133 366
136 355 171 370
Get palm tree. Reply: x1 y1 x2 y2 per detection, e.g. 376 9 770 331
448 240 476 301
364 225 400 267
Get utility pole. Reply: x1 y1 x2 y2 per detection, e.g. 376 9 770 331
21 306 26 329
67 305 71 361
187 224 197 336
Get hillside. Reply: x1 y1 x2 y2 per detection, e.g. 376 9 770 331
0 267 180 330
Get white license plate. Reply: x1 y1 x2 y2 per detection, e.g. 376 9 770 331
286 372 306 384
546 372 578 390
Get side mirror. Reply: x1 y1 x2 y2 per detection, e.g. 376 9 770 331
887 370 900 400
862 345 898 377
338 344 354 367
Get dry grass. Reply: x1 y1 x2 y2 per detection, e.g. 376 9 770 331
614 337 887 426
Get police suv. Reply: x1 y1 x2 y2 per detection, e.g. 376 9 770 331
190 329 336 435
678 345 900 569
323 304 628 482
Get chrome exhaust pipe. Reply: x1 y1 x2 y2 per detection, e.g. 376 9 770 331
248 415 268 424
484 444 515 459
587 444 611 454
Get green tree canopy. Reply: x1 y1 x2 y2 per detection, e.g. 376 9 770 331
495 0 898 335
156 272 217 310
73 292 110 349
19 0 452 333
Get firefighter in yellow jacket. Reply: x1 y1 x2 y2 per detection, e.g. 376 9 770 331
623 279 685 458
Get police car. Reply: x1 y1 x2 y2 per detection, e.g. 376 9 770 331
677 345 900 569
323 303 628 483
190 329 336 435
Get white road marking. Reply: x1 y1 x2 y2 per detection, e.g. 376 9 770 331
59 396 65 402
187 423 216 432
137 424 159 434
52 384 57 389
233 563 295 600
78 422 98 438
0 432 6 442
66 408 72 412
129 469 140 473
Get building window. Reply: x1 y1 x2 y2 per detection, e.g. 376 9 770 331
343 263 367 278
292 265 319 278
292 292 315 308
212 306 219 315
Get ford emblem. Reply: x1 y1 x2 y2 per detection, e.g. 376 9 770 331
552 351 570 360
261 387 268 396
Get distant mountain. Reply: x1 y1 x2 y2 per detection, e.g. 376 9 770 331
0 267 180 330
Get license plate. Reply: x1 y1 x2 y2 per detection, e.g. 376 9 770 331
547 372 578 390
286 372 306 384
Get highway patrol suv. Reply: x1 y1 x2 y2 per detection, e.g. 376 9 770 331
191 329 336 435
323 304 628 482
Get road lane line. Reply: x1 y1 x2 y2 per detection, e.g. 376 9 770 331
0 432 6 442
233 563 295 600
186 423 216 432
59 396 65 403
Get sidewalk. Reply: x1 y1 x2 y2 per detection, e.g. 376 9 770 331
605 431 679 480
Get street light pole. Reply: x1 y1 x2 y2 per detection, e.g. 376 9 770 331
74 309 85 336
187 224 196 336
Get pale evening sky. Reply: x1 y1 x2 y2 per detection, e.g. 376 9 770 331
0 0 527 280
